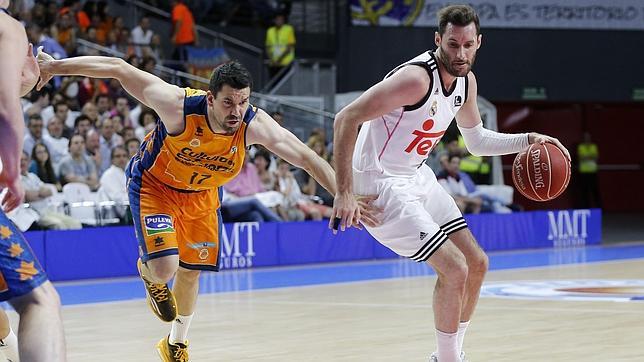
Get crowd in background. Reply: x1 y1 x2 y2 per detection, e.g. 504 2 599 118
8 0 518 233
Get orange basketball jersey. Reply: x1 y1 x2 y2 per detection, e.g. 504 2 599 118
130 87 257 192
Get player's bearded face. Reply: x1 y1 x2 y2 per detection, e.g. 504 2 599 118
437 23 480 77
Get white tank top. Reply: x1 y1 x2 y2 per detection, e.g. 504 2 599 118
353 50 468 177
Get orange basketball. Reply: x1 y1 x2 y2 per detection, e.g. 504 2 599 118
512 143 571 202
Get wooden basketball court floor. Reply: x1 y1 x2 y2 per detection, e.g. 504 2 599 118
8 242 644 361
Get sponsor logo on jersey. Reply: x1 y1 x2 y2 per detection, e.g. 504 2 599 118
454 95 462 107
190 138 201 147
481 280 644 302
195 126 204 137
230 146 237 154
404 119 446 156
144 214 175 236
174 147 237 173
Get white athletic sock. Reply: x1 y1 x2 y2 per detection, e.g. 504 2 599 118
169 314 193 345
457 321 470 355
0 327 19 362
436 328 459 362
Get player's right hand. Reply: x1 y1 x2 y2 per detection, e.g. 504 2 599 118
0 177 25 213
35 46 55 91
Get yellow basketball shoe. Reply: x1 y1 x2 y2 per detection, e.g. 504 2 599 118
137 259 177 322
156 336 189 362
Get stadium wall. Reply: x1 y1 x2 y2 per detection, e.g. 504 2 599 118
25 209 601 282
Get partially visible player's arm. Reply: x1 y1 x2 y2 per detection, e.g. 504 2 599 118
0 21 29 211
332 65 429 230
37 51 185 133
456 72 570 159
248 110 336 195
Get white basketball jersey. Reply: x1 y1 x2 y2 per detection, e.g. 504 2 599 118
353 51 468 177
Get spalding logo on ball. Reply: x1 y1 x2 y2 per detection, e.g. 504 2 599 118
512 143 571 202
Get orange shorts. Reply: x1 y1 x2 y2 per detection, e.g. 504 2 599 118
129 172 223 271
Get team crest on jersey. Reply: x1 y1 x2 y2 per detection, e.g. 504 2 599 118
230 146 237 154
190 138 201 147
454 95 463 107
429 101 437 117
144 214 175 236
195 126 204 137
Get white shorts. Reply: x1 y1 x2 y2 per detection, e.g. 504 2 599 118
353 165 467 262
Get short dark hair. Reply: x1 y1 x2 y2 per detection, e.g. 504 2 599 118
74 114 91 128
53 101 68 112
111 145 128 160
209 61 253 95
437 5 480 35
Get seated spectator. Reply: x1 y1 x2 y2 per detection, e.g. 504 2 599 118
275 158 333 221
20 152 81 230
59 134 99 190
220 190 282 223
43 115 69 169
80 101 100 125
437 154 483 214
297 138 334 207
124 138 141 158
85 128 102 173
98 146 129 222
224 153 264 197
135 108 158 140
29 143 62 191
253 150 277 191
23 114 45 156
73 114 93 137
98 117 124 174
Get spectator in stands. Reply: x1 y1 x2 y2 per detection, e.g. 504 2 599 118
113 95 133 126
147 33 163 61
43 115 69 168
23 114 45 156
98 117 123 174
59 134 99 190
26 23 67 60
437 154 483 214
98 146 129 221
85 128 102 172
20 151 81 230
80 100 99 125
121 126 136 142
51 7 77 57
131 15 154 58
140 56 157 75
30 143 61 191
265 12 295 81
253 150 277 191
64 0 90 33
135 108 158 140
23 87 51 117
74 114 93 137
298 138 334 206
275 158 332 221
577 132 601 208
125 138 141 158
95 93 112 120
171 0 197 62
42 100 78 131
220 190 282 223
224 153 264 198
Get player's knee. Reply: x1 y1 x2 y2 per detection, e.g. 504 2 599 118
147 260 178 283
12 281 61 314
444 255 468 286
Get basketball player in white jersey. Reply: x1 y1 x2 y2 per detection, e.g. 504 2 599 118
331 5 569 362
0 1 67 361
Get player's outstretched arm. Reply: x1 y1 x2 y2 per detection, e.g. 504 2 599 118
455 72 570 160
332 65 429 231
37 49 184 132
247 109 380 229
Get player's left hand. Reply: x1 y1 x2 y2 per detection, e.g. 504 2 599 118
354 195 381 228
529 133 571 161
35 46 55 91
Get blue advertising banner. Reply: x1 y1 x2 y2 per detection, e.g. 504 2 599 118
23 209 602 281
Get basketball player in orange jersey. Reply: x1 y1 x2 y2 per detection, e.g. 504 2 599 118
0 2 67 361
331 5 569 362
37 51 379 360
